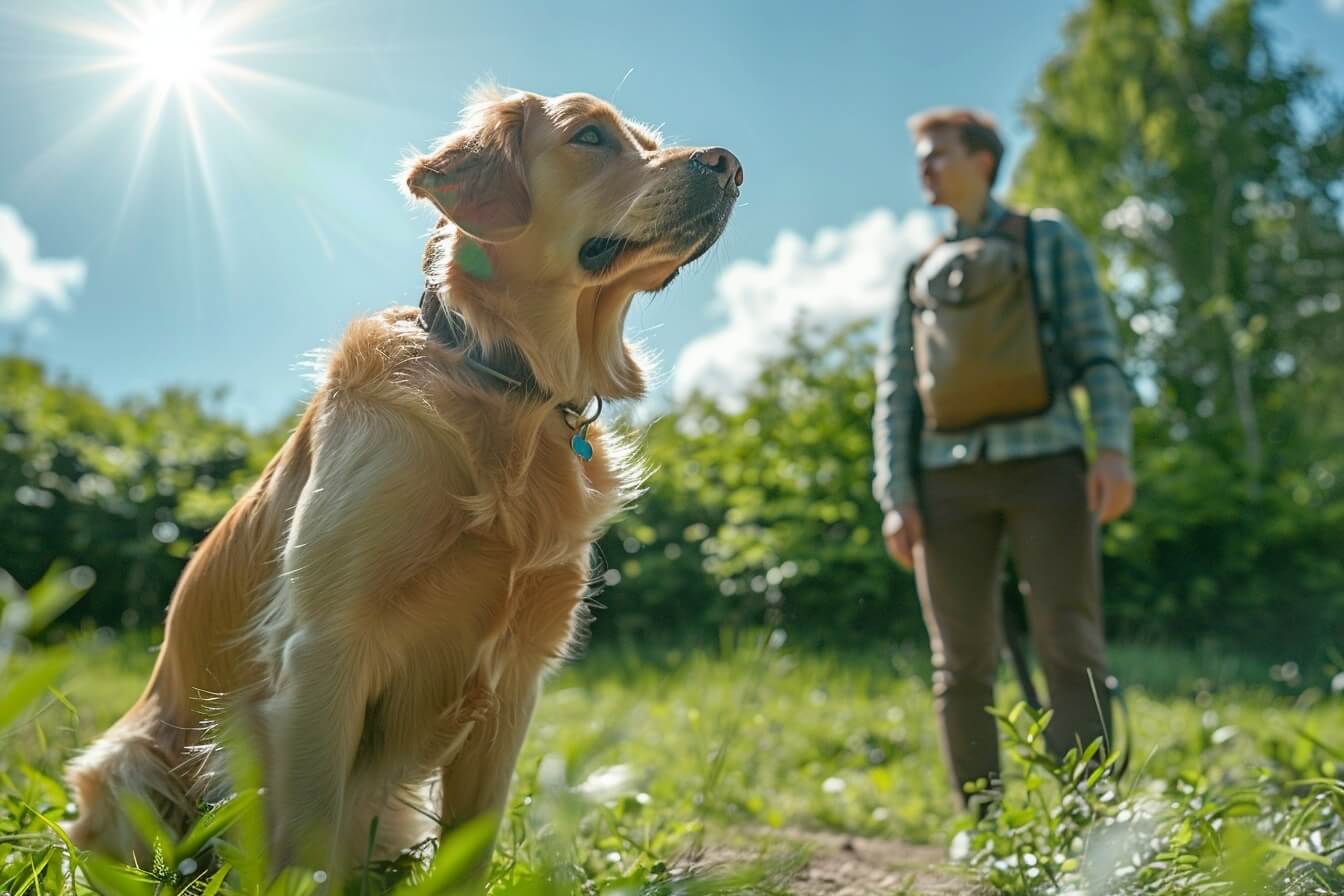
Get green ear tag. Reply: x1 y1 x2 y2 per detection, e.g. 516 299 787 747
571 426 594 462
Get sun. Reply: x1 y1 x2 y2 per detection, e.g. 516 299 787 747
18 0 281 245
19 0 356 255
131 5 216 91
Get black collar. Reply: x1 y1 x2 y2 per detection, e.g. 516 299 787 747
417 287 545 396
416 286 601 429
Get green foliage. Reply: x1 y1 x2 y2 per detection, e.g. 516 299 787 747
0 638 930 895
963 699 1344 894
7 304 1344 654
593 316 1344 655
1 641 1340 894
0 356 292 633
0 560 91 894
0 561 94 731
593 321 915 647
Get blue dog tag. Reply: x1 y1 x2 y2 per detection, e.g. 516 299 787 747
571 430 594 462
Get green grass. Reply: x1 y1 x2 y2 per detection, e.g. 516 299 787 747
2 632 1342 894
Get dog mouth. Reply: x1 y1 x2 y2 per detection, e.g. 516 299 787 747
675 203 733 266
578 236 647 273
579 193 735 278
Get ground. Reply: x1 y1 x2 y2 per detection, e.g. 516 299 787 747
688 827 988 895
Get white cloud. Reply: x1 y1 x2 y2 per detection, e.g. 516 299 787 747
1325 0 1344 13
0 205 86 322
673 208 939 403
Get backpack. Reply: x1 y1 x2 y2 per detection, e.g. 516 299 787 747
905 210 1054 432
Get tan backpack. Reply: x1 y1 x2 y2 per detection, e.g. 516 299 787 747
906 210 1054 432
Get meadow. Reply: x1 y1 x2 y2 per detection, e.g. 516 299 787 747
3 626 1341 895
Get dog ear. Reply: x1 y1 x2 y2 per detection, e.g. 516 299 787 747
403 96 531 243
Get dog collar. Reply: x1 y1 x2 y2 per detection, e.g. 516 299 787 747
416 287 603 462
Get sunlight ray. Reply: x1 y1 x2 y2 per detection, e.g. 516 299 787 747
25 57 144 81
198 0 287 42
180 89 231 262
296 197 335 261
110 83 173 239
15 76 149 187
207 59 393 112
37 14 141 53
195 77 249 129
11 0 410 266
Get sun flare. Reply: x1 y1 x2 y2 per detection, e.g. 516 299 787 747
19 1 291 245
131 5 215 90
19 0 365 255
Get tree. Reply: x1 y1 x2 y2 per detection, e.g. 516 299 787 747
1014 0 1344 499
1009 0 1344 647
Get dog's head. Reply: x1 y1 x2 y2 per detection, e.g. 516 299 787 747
401 87 741 401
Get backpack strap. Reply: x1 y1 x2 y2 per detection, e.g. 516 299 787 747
903 236 945 307
1000 209 1127 387
994 209 1060 365
992 208 1030 244
899 239 943 492
1043 215 1130 387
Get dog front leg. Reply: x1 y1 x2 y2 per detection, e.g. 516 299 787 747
256 405 447 876
255 398 470 877
262 625 368 874
436 667 541 880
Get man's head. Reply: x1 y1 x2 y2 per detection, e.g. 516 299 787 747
907 107 1003 209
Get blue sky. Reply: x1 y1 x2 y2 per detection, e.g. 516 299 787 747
2 0 1341 429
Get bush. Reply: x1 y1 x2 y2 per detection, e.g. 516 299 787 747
6 323 1343 659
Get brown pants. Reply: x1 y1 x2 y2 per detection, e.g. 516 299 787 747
914 451 1111 808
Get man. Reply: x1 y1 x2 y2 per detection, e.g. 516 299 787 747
872 107 1135 811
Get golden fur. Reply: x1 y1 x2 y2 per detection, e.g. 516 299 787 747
64 86 740 873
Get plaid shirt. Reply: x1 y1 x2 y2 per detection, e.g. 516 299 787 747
872 198 1132 513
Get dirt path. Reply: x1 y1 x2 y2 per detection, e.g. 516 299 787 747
688 828 990 895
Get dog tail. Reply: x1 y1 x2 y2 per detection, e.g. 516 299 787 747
64 699 196 862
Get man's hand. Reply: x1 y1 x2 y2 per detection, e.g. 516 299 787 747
882 503 924 570
1088 449 1135 523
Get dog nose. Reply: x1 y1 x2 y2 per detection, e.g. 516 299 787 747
691 147 744 191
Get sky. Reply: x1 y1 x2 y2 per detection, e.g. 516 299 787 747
2 0 1342 430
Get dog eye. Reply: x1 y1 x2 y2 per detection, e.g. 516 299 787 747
571 125 605 147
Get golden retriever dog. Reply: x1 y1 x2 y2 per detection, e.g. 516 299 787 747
64 85 741 875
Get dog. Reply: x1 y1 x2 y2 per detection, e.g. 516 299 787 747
64 85 742 875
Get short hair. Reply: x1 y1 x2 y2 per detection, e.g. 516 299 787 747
907 107 1005 188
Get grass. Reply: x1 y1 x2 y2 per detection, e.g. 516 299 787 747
2 629 1342 894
